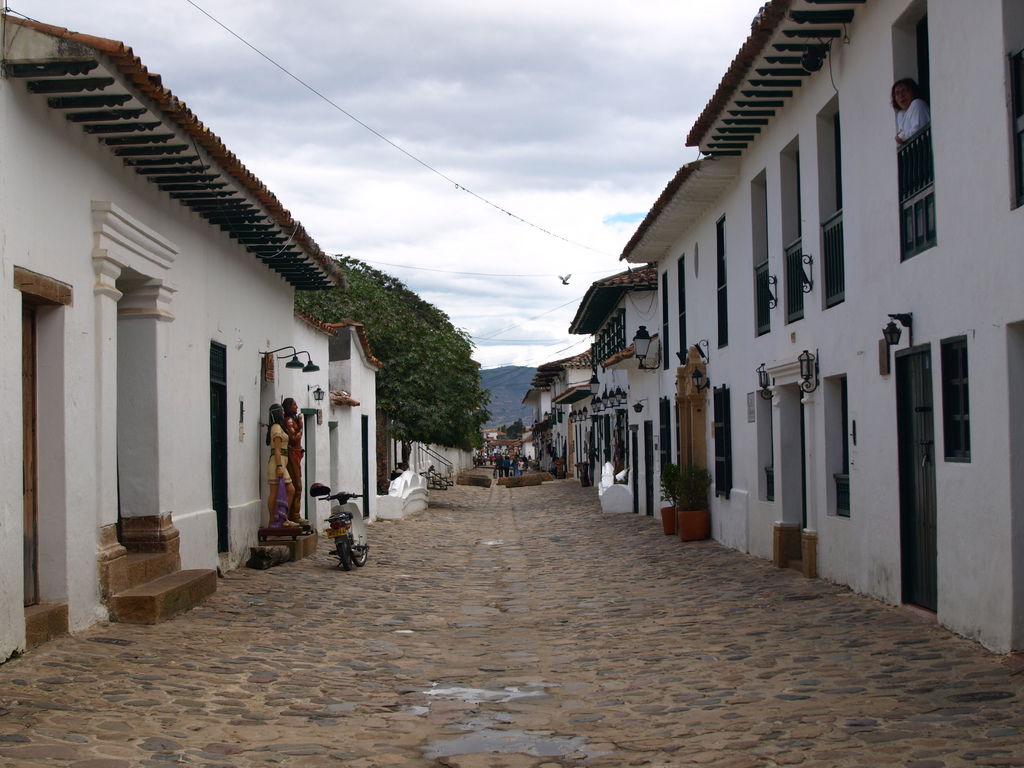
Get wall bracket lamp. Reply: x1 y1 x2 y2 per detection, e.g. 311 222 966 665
632 326 659 370
798 349 819 393
260 346 320 373
756 363 773 400
883 313 913 348
692 367 711 392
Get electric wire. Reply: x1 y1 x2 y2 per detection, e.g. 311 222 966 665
181 0 612 257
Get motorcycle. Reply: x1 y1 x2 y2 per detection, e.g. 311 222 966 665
309 483 368 570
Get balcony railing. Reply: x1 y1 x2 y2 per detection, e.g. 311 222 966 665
898 124 936 260
822 209 844 307
784 237 804 323
754 260 772 336
834 473 850 517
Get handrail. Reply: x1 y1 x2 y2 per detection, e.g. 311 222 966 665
414 443 454 477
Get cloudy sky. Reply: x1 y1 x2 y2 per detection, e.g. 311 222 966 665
12 0 760 368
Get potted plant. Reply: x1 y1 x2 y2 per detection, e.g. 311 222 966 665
676 464 712 541
659 462 680 535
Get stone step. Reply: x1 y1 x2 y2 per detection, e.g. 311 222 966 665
110 569 217 625
125 552 179 589
25 603 69 649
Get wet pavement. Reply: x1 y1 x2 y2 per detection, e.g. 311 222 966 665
2 477 1024 767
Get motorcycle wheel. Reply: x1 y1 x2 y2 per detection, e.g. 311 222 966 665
351 545 368 567
336 539 353 571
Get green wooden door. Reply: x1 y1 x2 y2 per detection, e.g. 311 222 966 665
897 348 938 611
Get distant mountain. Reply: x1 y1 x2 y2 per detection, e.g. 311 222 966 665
480 366 536 428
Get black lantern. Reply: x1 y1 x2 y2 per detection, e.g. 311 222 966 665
801 43 827 73
632 326 656 369
692 367 710 392
884 313 913 348
756 363 773 400
312 385 325 402
632 399 646 413
798 349 819 393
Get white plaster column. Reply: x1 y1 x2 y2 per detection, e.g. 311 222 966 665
800 388 818 535
92 255 122 529
117 279 176 520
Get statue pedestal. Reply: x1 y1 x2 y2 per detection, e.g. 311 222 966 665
257 528 317 560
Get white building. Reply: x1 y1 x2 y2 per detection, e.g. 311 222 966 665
567 266 660 506
1 16 359 657
622 0 1024 652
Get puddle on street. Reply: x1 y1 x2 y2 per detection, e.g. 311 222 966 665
481 540 504 546
424 683 552 703
422 728 593 759
417 685 607 760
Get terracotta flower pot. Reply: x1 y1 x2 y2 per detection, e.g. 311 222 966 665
660 506 677 535
677 508 710 541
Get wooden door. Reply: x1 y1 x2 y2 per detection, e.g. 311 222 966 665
209 342 228 552
22 305 38 606
643 421 654 517
897 348 938 611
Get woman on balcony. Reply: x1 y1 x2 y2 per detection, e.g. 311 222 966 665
892 78 931 145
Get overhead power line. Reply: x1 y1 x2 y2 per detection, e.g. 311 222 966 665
183 0 612 256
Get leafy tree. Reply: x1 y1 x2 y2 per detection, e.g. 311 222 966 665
503 418 525 439
296 257 490 449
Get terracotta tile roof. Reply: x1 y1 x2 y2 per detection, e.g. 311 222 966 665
619 156 739 264
329 390 360 407
5 15 345 289
324 320 385 370
530 349 593 388
568 264 658 334
294 309 339 337
686 0 793 148
619 161 702 260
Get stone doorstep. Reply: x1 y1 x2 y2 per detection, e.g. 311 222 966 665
24 603 69 649
125 551 180 589
110 569 217 625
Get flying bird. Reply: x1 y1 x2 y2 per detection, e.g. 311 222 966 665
558 274 571 285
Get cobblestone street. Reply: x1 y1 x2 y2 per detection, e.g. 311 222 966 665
2 479 1023 767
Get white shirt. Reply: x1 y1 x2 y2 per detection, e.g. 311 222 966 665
896 98 931 141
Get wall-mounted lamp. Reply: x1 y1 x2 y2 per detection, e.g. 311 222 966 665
692 339 710 363
632 326 657 370
692 367 711 392
589 370 600 388
632 398 648 414
798 349 819 393
800 43 829 72
261 345 320 373
883 313 913 348
311 385 325 402
756 363 773 400
613 386 625 407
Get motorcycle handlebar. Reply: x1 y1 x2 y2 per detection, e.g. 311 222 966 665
320 491 362 503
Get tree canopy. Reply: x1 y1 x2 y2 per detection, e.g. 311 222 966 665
295 257 490 449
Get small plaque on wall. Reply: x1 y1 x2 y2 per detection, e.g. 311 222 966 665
747 392 756 422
